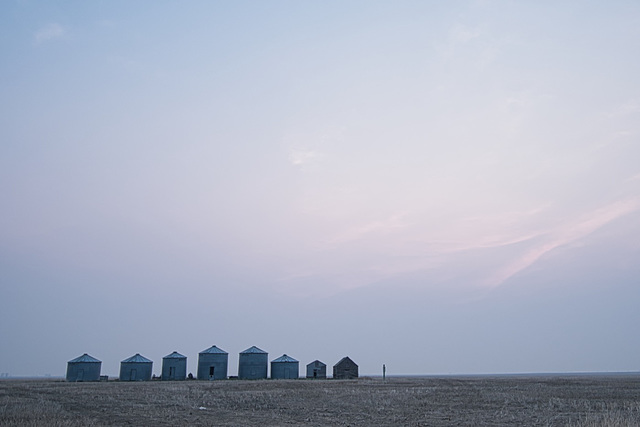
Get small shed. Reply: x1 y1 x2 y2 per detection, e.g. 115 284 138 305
66 353 101 382
197 345 228 380
238 346 268 379
162 351 187 381
119 353 153 381
271 354 299 379
306 360 326 379
333 356 358 379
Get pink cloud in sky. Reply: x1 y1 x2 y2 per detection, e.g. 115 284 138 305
484 198 640 288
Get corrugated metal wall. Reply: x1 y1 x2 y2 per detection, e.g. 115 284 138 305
238 353 268 379
197 353 228 380
119 362 153 381
66 362 101 382
271 361 299 379
162 357 187 381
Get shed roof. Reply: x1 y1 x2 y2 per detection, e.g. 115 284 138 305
307 360 326 367
163 351 186 359
121 353 152 363
272 354 298 363
334 356 357 368
68 353 101 363
199 345 228 355
240 346 267 354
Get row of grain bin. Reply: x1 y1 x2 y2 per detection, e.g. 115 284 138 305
66 346 358 381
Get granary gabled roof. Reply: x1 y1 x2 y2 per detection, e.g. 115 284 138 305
333 356 357 368
272 354 298 363
163 351 186 359
240 346 267 354
199 345 228 355
68 353 101 363
307 360 326 367
121 353 152 363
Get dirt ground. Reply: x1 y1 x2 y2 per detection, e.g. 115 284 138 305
1 375 639 426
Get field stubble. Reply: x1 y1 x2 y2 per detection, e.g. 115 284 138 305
1 375 639 426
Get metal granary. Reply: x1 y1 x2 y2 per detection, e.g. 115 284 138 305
162 351 187 381
271 354 299 379
238 346 268 379
66 353 101 382
119 353 153 381
197 345 228 380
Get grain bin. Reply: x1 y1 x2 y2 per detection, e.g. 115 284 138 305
162 351 187 381
271 354 299 379
333 356 358 379
238 346 268 380
306 360 326 379
66 353 101 382
197 345 228 380
119 353 153 381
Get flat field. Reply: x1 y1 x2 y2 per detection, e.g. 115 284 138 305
1 375 639 426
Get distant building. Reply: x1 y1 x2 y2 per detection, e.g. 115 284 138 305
306 360 327 379
119 353 153 381
66 353 101 382
238 346 268 380
162 351 187 381
333 357 358 379
197 345 228 380
271 354 299 379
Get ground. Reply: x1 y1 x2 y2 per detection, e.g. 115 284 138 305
1 375 639 426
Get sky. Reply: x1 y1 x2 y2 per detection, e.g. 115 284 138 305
1 1 639 377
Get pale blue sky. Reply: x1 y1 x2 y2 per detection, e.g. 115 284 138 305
1 1 640 377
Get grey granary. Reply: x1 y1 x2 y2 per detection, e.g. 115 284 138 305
197 345 228 380
238 346 268 379
333 356 358 379
66 353 101 382
271 354 299 379
119 353 153 381
162 351 187 381
306 360 326 379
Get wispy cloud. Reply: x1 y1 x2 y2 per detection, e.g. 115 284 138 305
34 23 65 44
627 173 640 182
288 149 322 166
326 213 410 245
485 198 640 288
450 24 481 43
604 99 640 118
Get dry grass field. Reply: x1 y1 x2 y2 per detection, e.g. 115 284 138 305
1 375 639 426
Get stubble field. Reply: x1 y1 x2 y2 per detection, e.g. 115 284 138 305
1 375 639 426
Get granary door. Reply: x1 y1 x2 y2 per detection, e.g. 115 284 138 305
169 367 175 379
209 366 215 380
130 369 137 381
77 369 84 381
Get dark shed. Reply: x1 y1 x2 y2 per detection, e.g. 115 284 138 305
333 356 358 379
162 351 187 381
197 345 228 380
66 353 101 382
271 354 299 379
238 346 268 380
306 360 327 379
119 353 153 381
